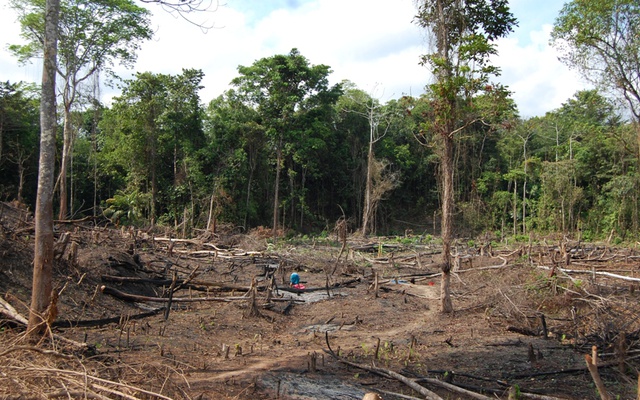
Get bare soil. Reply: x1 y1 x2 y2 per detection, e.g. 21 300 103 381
2 201 640 400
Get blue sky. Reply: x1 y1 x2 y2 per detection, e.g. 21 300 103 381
0 0 588 117
510 0 563 45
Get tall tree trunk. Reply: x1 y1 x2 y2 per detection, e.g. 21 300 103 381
92 118 97 217
207 197 216 234
522 139 528 235
272 138 283 237
300 168 306 229
440 134 454 313
17 158 25 203
58 109 73 220
522 178 527 235
635 124 640 236
149 125 157 227
361 140 374 237
513 180 517 235
28 0 59 339
0 118 3 166
244 159 255 230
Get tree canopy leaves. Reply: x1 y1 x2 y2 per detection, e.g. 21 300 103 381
551 0 640 121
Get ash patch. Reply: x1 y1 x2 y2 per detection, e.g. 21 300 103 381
260 371 370 400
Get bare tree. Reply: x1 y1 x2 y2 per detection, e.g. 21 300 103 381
345 85 396 237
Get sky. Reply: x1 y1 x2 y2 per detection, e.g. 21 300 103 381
0 0 589 118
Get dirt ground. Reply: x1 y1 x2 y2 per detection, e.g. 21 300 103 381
2 201 640 400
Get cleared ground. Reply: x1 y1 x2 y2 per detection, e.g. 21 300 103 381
1 202 640 399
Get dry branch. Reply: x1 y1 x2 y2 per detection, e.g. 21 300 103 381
100 285 300 305
10 366 173 400
101 275 261 293
0 296 28 325
52 308 162 328
324 332 499 400
537 265 640 282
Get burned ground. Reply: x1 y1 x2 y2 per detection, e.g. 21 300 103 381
1 201 640 399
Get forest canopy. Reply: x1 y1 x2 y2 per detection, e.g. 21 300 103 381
1 0 639 244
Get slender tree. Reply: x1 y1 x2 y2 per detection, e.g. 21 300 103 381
342 85 397 237
27 0 59 339
415 0 517 312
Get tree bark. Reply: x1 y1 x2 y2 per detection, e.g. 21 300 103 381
361 132 374 237
58 108 73 220
28 0 59 339
440 133 454 313
272 139 283 237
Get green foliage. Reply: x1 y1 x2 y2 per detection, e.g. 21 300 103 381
552 0 640 120
5 0 638 241
103 190 151 226
0 81 40 204
10 0 152 70
231 49 343 231
99 69 205 224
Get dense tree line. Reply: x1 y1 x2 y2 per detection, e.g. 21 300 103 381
2 0 639 246
1 72 636 243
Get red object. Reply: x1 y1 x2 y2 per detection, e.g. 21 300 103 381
428 281 435 286
292 284 306 289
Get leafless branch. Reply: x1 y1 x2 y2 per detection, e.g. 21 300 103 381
142 0 223 31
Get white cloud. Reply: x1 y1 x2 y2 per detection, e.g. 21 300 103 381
0 3 42 85
0 0 589 116
494 24 590 117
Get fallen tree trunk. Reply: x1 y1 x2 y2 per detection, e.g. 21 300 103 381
100 285 302 304
0 296 88 350
277 277 362 294
52 309 163 328
101 275 261 293
100 285 246 303
537 265 640 282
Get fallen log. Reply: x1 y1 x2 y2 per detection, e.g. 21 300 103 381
536 265 640 282
100 285 302 304
351 242 403 252
52 308 163 328
101 275 261 292
100 285 246 303
277 277 361 294
101 275 175 285
55 215 95 224
0 296 89 350
0 296 28 325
